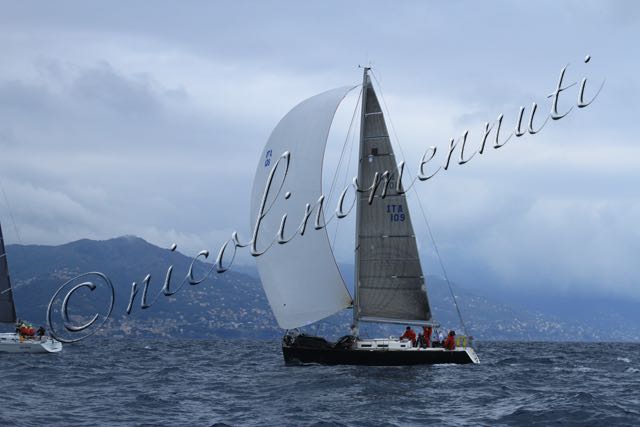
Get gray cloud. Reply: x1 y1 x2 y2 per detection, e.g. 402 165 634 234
0 1 638 301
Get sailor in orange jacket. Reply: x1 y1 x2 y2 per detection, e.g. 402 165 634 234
400 326 417 345
444 330 456 350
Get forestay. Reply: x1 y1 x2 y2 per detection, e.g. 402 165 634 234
354 74 432 325
0 223 17 323
250 86 355 329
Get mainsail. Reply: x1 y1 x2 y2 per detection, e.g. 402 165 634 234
354 70 432 325
0 222 17 323
250 86 355 330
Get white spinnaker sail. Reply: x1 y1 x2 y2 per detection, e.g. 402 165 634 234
250 86 355 329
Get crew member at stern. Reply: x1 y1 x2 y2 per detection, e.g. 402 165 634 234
444 330 456 350
400 326 417 346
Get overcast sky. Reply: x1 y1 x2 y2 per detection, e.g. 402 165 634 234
0 1 638 300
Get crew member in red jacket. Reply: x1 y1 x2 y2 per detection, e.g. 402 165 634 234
422 326 433 348
443 330 456 350
400 326 417 346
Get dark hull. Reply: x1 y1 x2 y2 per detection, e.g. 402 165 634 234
283 335 476 366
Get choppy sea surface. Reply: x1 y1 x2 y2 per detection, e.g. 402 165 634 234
1 340 639 426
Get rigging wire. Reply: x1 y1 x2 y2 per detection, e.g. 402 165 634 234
370 71 470 338
325 88 362 209
330 90 361 248
0 177 24 247
0 176 27 296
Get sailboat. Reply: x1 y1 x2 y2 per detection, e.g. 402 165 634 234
250 68 479 365
0 221 62 353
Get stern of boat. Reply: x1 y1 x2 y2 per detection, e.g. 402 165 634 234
463 346 480 364
40 338 63 353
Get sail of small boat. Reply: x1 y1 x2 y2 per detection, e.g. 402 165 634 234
0 222 17 324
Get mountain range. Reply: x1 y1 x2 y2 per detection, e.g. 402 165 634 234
4 236 639 342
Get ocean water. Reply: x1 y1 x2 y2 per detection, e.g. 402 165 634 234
1 340 639 426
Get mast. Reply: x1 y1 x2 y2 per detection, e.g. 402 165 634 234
352 67 370 335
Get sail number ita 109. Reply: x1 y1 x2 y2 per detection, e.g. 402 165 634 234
387 204 405 222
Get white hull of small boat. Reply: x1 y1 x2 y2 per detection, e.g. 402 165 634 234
0 333 62 353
